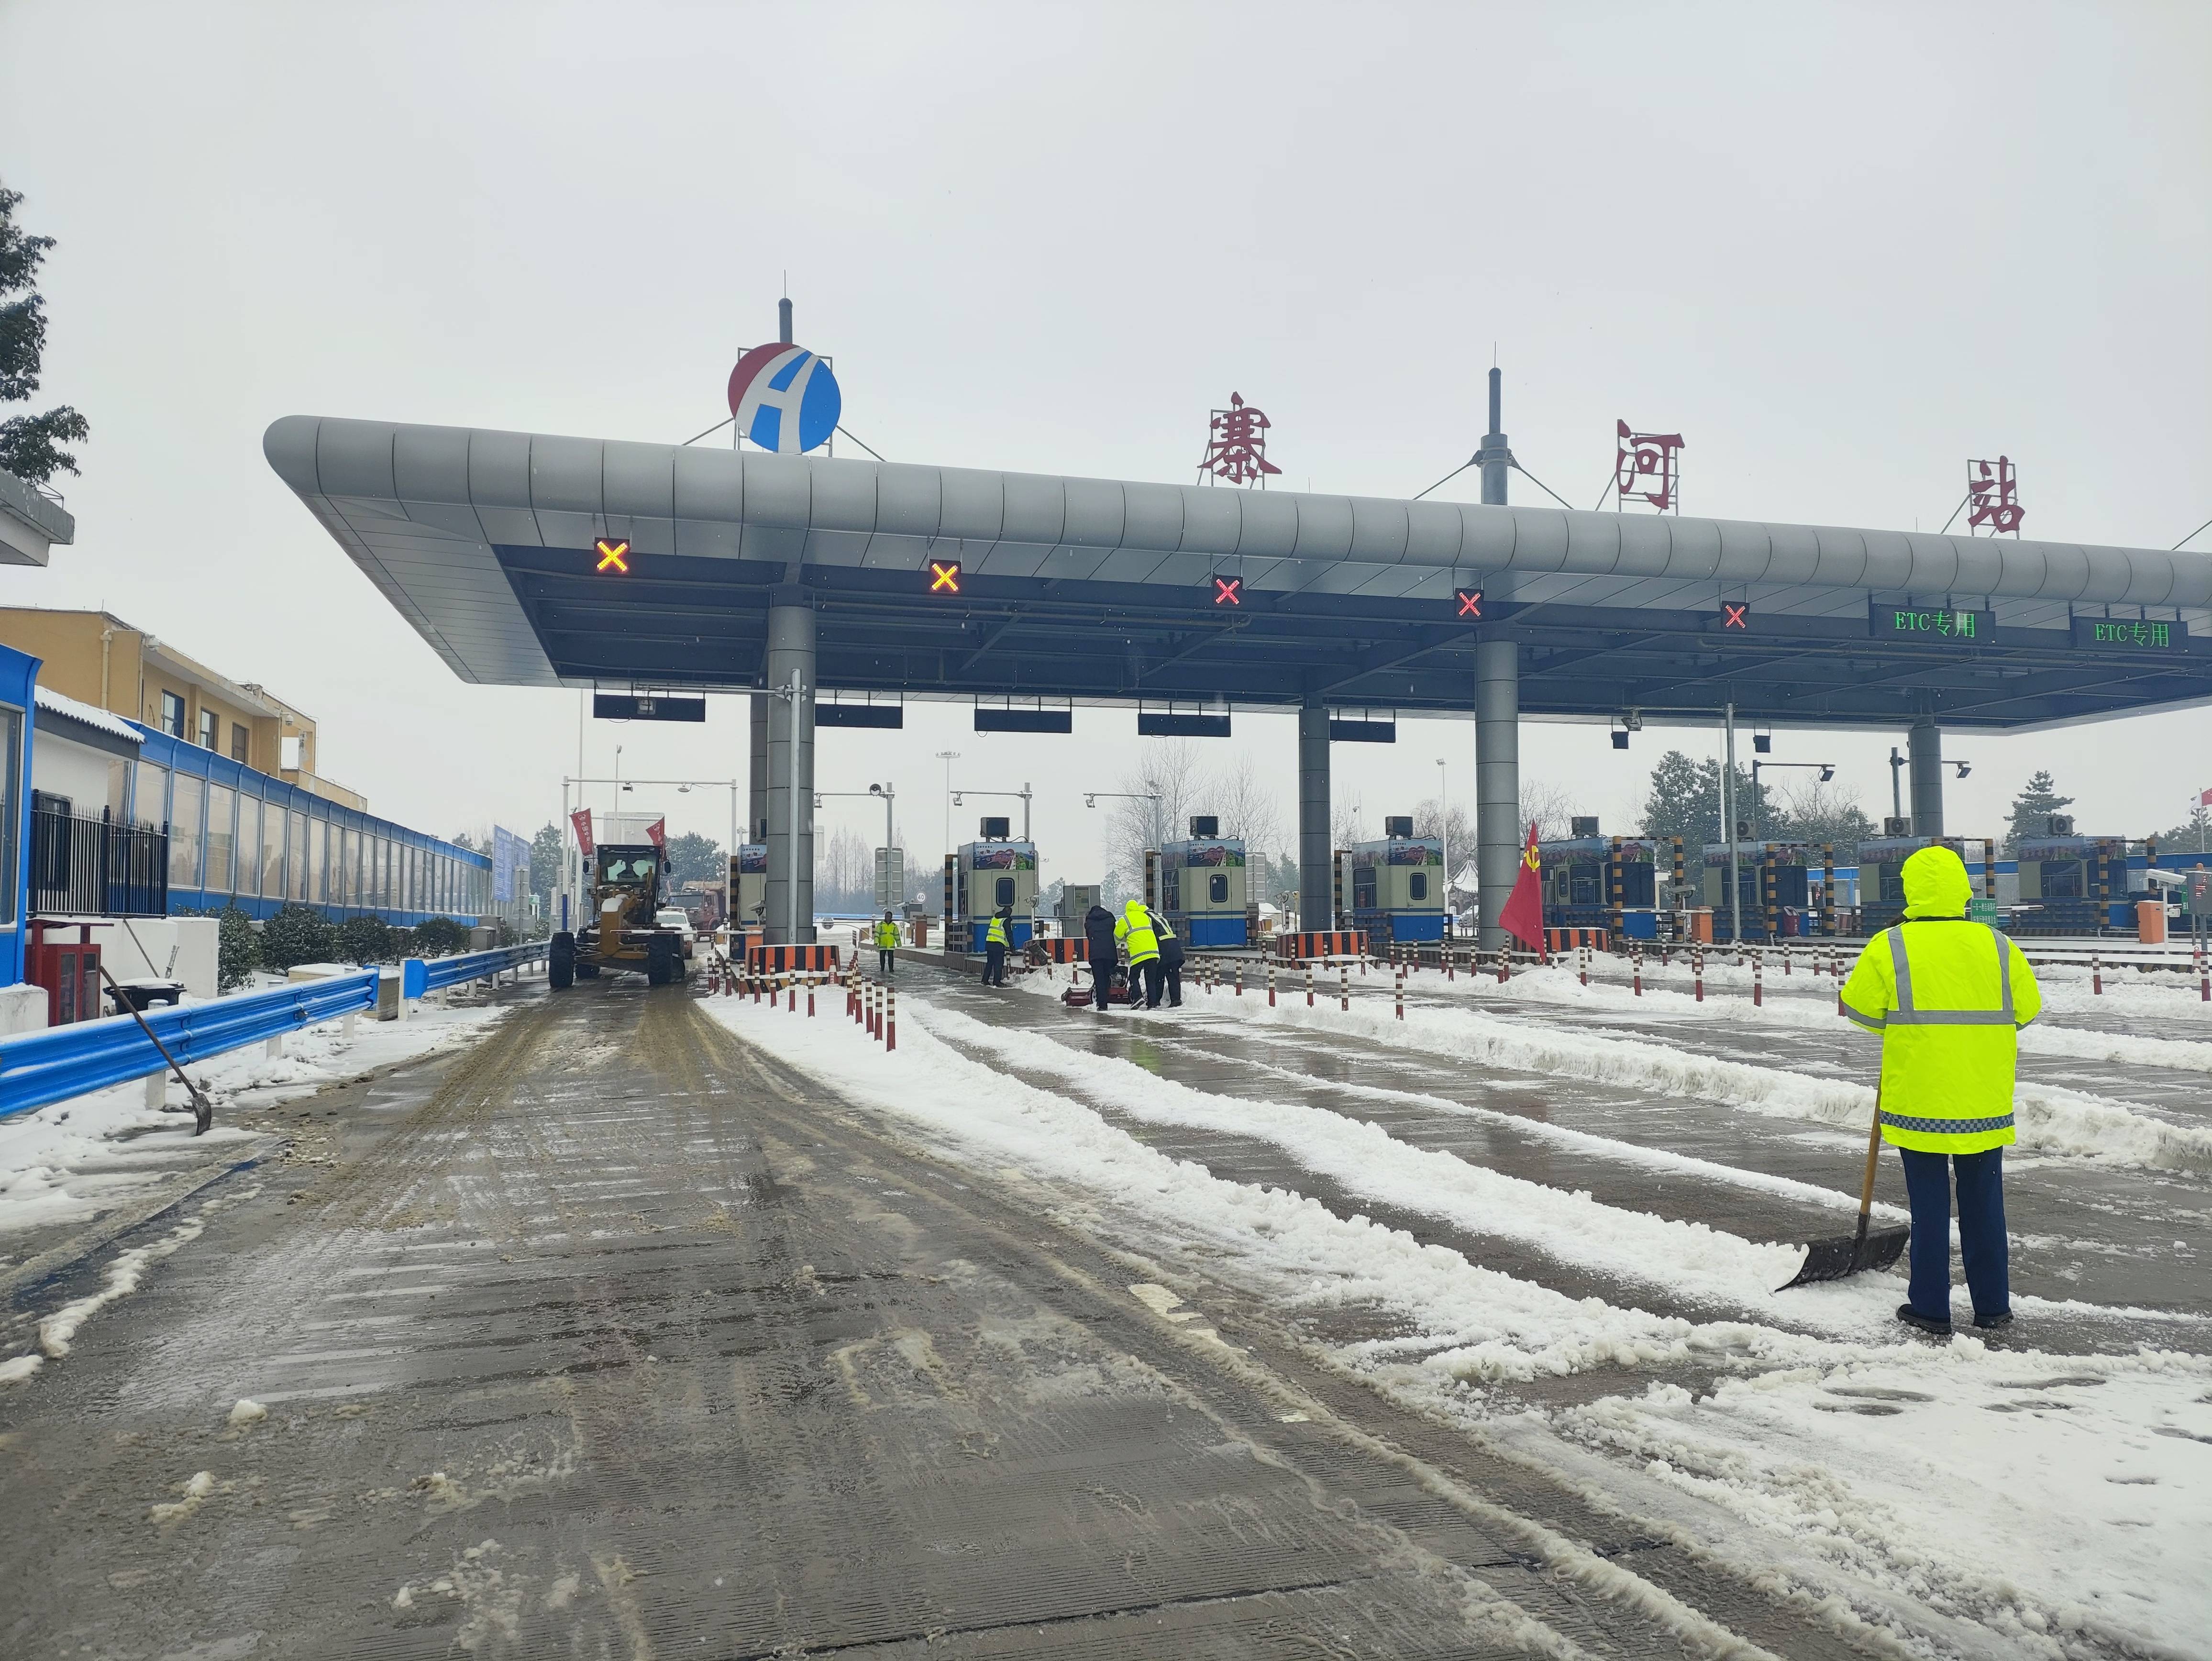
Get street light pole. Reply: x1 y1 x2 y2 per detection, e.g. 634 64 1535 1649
936 751 960 863
1435 757 1449 917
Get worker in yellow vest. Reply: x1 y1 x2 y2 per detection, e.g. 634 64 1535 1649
1841 845 2041 1335
1115 899 1162 1008
982 907 1011 987
873 911 899 976
1149 906 1183 1008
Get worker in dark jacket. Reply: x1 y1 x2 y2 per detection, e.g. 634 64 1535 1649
982 907 1011 987
1083 903 1119 1012
1150 907 1184 1008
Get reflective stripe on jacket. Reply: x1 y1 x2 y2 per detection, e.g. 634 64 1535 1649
984 915 1009 947
874 922 899 949
1115 902 1160 964
1840 921 2042 1152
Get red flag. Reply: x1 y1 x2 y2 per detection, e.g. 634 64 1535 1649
1495 821 1545 950
569 808 595 857
645 817 667 850
2200 786 2212 808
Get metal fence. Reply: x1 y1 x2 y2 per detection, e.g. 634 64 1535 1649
31 805 167 917
0 968 378 1124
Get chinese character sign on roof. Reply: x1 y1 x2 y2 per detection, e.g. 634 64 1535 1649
1198 393 1282 487
1967 456 2025 535
1615 421 1685 512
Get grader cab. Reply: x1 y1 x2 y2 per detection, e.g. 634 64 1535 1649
550 844 688 987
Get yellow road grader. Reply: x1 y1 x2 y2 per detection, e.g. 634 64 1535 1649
550 844 689 988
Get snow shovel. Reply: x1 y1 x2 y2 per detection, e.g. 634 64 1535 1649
1778 1085 1909 1290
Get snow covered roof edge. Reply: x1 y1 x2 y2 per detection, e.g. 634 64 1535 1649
35 685 144 745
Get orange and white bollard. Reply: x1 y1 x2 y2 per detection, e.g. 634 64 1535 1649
1394 964 1405 1020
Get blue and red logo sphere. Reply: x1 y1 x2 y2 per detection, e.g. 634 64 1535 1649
727 343 841 454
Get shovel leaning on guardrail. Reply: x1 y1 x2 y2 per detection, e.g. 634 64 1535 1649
1778 1085 1908 1289
97 960 214 1135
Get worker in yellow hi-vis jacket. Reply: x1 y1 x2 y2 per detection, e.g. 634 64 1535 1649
1840 845 2041 1336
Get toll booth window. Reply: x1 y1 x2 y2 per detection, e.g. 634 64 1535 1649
1571 873 1599 906
1209 873 1229 904
1409 872 1428 901
2042 862 2083 899
995 876 1015 907
1353 868 1377 908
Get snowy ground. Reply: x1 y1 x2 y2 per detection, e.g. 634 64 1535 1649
706 956 2212 1661
0 986 521 1384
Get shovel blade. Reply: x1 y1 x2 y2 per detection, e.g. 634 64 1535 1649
1777 1224 1909 1291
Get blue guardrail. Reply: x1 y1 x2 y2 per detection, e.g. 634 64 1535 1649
401 942 547 999
0 969 379 1124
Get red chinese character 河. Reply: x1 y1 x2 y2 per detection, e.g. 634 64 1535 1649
1199 393 1283 487
1967 457 2025 535
1615 421 1685 512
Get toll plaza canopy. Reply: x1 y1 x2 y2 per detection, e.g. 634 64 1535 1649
266 415 2212 730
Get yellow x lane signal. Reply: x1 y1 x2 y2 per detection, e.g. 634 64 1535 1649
595 538 631 573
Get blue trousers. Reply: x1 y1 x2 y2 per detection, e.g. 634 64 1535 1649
1899 1146 2009 1322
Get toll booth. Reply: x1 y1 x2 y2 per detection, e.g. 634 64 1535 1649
1161 833 1249 948
1699 842 1830 940
1054 883 1102 935
730 845 767 929
2013 835 2136 934
954 826 1038 952
1347 821 1445 944
1538 833 1659 939
1855 836 1991 932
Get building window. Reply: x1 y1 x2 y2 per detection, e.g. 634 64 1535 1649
160 691 186 738
262 803 285 900
287 811 307 901
198 709 218 750
170 775 204 891
206 784 235 894
231 723 249 764
236 796 261 898
0 706 18 928
131 760 168 830
308 817 326 903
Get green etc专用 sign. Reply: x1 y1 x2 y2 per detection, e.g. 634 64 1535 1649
1871 606 1999 644
2071 617 2183 651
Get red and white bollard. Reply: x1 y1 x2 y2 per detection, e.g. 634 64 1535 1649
1578 943 1589 988
1306 962 1315 1008
1632 944 1643 997
787 973 797 1013
1268 961 1277 1008
1496 943 1510 984
1235 960 1243 997
807 975 815 1018
2197 937 2208 1002
1446 946 1455 982
1693 948 1705 1003
1395 963 1405 1020
885 983 896 1051
1782 942 1792 976
2092 951 2103 996
1753 952 1764 1008
1340 962 1349 1011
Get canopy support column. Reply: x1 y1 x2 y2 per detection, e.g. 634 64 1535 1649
1909 717 1945 840
765 592 816 944
1298 699 1331 930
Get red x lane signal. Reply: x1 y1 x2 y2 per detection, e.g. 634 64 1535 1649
1454 588 1483 619
595 538 631 573
1721 601 1752 631
928 560 962 595
1212 576 1242 607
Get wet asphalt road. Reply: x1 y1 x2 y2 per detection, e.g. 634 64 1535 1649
0 979 1882 1660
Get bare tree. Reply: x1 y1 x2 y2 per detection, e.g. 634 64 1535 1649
1519 778 1585 842
1206 752 1285 853
1331 793 1370 850
1103 740 1206 891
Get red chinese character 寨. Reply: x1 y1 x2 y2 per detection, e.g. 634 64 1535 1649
1199 393 1282 487
1615 421 1685 512
1967 457 2025 535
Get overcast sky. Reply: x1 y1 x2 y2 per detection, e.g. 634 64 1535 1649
3 3 2207 880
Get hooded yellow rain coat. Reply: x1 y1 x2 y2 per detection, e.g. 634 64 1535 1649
1114 901 1160 964
1840 845 2041 1153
